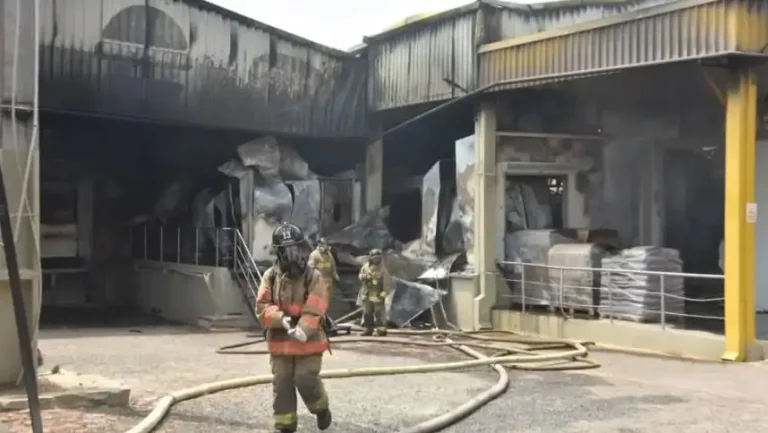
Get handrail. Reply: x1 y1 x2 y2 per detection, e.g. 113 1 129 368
497 259 725 332
234 229 263 281
231 228 262 319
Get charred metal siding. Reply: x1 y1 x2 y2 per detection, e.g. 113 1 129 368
485 0 674 41
39 0 367 138
478 0 768 90
367 12 476 112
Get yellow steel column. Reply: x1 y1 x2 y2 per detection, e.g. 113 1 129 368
722 68 758 362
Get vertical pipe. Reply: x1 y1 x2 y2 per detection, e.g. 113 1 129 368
558 268 564 312
194 229 199 265
473 102 498 331
177 227 181 264
215 229 220 267
159 226 164 263
722 68 758 362
520 265 526 313
660 274 666 331
0 153 43 433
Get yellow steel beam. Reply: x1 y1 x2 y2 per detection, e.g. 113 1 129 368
722 67 757 362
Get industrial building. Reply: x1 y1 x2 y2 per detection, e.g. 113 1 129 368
2 0 768 385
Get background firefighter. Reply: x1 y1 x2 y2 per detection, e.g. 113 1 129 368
358 248 392 336
308 238 342 332
308 238 339 300
256 223 333 433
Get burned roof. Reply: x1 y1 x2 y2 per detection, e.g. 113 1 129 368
183 0 352 57
362 0 656 43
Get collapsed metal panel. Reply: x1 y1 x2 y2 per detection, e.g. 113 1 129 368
38 0 367 137
478 0 768 91
418 159 463 257
455 135 477 268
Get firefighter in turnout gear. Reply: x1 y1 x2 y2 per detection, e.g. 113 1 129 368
308 238 339 300
358 249 392 336
308 238 343 334
256 223 333 433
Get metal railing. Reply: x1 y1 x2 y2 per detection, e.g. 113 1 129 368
231 228 262 316
496 260 725 332
129 223 264 322
128 224 235 267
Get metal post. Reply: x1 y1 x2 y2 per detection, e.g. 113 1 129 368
233 234 239 272
722 67 758 362
520 265 526 313
0 157 44 433
159 225 164 262
559 268 565 312
607 271 613 324
660 274 666 331
194 228 199 265
143 225 147 260
176 227 181 264
215 229 220 267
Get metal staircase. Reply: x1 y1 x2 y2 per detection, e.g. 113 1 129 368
232 229 263 323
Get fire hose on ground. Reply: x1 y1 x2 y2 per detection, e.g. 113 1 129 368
125 309 599 433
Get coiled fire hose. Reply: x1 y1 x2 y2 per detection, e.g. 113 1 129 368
126 309 598 433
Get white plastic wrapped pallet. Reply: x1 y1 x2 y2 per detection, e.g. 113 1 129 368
547 243 606 311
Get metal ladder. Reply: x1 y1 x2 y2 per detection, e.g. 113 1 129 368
232 229 263 323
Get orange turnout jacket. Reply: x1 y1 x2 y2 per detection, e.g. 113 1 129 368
256 265 330 355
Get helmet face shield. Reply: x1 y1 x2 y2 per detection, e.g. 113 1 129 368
272 223 308 277
275 243 308 277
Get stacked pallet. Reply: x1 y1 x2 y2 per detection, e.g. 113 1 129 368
599 247 685 323
502 230 576 306
547 243 606 314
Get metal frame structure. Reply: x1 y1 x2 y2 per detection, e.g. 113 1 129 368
464 0 768 361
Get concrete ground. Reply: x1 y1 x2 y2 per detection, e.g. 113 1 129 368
2 325 767 433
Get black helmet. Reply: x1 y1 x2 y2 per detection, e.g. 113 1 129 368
272 223 308 277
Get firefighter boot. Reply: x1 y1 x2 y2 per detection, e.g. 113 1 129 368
274 429 294 433
376 328 387 337
362 328 374 336
316 409 333 430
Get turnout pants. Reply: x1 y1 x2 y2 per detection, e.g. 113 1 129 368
271 354 329 431
362 300 387 333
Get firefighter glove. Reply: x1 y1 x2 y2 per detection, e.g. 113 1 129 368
288 326 308 342
281 315 293 331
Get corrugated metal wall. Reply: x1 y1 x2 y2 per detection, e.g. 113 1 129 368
367 12 476 112
485 0 674 41
39 0 367 138
477 0 768 90
365 1 675 112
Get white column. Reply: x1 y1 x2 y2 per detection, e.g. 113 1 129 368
473 102 498 330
